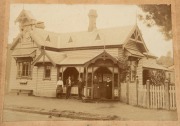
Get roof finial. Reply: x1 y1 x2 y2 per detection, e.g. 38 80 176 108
103 34 106 51
104 43 106 51
135 7 138 26
23 3 24 10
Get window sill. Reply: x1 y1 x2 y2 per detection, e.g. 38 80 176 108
130 81 135 83
16 77 32 80
43 78 51 81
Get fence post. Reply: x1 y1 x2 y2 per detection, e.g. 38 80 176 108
165 79 170 110
146 80 150 108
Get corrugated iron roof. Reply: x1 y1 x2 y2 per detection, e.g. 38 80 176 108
30 25 135 49
143 59 168 70
60 57 94 65
12 48 36 57
143 52 157 58
35 49 118 66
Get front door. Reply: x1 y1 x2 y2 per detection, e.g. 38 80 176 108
93 67 112 99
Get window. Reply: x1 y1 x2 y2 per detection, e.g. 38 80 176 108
44 65 51 79
17 61 31 78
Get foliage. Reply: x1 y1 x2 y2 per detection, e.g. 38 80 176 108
119 56 129 82
149 70 166 85
138 5 172 40
157 51 173 67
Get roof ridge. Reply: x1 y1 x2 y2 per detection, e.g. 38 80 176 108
34 24 135 35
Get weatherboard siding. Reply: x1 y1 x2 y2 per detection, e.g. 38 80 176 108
125 40 139 51
35 66 57 97
8 57 37 92
8 44 42 93
118 47 124 59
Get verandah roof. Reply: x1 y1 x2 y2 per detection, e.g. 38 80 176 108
34 50 118 66
143 61 168 71
12 48 36 57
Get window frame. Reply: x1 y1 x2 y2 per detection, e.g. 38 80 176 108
43 65 52 80
16 58 32 79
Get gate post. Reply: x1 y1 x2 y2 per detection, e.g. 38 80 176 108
165 79 170 110
146 80 150 108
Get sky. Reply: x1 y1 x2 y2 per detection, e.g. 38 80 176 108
8 4 173 58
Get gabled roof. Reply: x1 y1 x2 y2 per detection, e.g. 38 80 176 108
123 24 149 52
26 25 135 49
126 48 144 57
30 28 59 48
11 24 149 57
15 9 36 23
10 33 22 49
35 51 67 65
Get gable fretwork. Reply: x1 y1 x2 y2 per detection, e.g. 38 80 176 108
124 26 149 54
130 29 143 42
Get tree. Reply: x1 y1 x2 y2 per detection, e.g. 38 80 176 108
157 51 173 67
138 5 172 40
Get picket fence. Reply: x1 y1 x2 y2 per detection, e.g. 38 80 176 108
169 85 176 110
139 84 176 110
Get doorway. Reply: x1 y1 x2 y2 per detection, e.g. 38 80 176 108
93 67 112 99
63 67 79 86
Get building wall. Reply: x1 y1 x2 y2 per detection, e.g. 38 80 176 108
9 57 37 92
8 39 41 93
125 40 139 51
5 44 12 94
35 66 58 97
136 58 144 106
129 82 137 105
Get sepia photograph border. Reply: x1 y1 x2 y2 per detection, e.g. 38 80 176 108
0 0 180 126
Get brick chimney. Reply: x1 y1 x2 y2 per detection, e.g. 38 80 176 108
88 9 98 32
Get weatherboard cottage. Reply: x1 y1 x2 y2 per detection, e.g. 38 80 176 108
9 9 170 106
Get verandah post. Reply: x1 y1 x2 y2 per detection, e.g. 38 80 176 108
112 65 115 100
126 76 129 104
85 67 88 98
118 68 121 101
91 67 94 99
136 76 139 105
165 79 170 110
146 80 150 108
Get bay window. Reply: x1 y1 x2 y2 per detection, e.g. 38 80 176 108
17 60 32 78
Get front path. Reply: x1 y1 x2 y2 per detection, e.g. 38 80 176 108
3 94 178 121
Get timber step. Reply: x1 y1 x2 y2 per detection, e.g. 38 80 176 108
82 97 119 103
10 89 33 96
